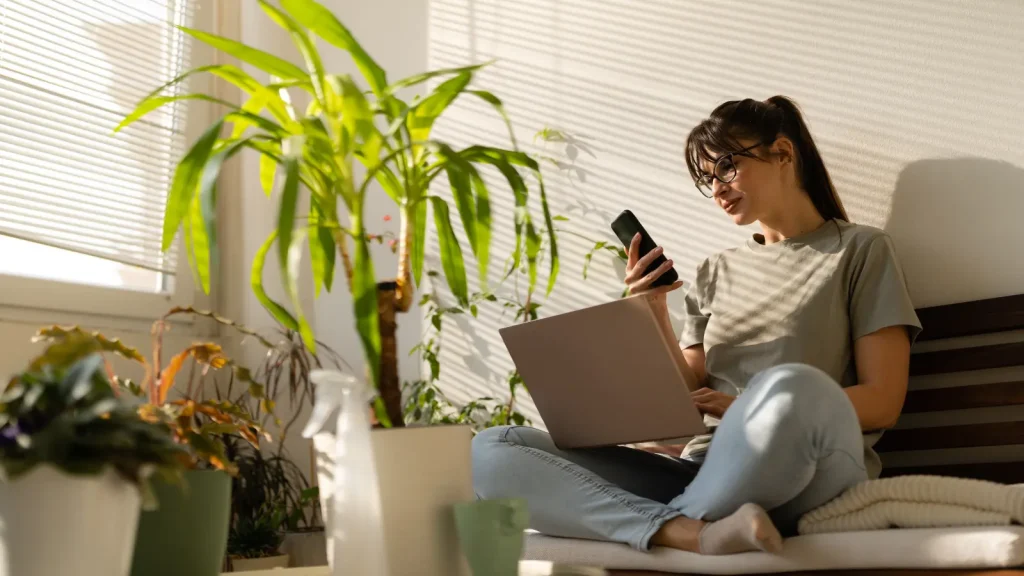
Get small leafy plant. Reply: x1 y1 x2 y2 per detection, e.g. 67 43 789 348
227 502 286 560
0 353 187 506
30 310 269 476
227 437 321 537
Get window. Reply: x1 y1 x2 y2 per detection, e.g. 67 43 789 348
0 0 197 297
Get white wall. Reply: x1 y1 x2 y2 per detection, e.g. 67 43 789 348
423 0 1024 423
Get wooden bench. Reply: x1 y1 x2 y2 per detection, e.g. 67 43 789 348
608 293 1024 576
876 293 1024 484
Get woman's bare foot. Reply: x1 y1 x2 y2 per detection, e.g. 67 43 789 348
650 503 783 555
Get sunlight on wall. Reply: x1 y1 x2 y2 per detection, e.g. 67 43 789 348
425 0 1024 423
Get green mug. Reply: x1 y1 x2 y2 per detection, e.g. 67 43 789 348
454 498 530 576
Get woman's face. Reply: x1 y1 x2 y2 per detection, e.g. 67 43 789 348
702 139 788 226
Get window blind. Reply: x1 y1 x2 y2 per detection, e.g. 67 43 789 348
0 0 196 274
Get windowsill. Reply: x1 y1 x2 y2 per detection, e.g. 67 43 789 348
0 272 192 324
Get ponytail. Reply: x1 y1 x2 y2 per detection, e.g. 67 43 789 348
685 96 848 222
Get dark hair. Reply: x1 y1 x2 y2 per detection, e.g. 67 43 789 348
685 96 848 221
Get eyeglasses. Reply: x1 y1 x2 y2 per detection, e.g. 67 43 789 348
694 141 768 198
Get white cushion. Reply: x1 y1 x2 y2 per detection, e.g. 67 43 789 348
524 526 1024 574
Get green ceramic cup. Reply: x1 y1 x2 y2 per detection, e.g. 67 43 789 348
454 498 530 576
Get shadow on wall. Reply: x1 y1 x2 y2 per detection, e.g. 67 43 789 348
886 158 1024 309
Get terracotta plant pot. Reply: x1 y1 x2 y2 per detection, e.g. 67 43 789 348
0 465 140 576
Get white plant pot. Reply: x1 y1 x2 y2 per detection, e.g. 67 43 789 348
0 465 141 576
313 425 474 576
231 554 290 571
282 530 328 567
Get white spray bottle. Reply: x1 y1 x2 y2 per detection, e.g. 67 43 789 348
302 370 388 576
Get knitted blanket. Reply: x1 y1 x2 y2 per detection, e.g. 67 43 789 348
798 475 1024 535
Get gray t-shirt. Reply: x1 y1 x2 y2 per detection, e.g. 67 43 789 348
678 220 921 478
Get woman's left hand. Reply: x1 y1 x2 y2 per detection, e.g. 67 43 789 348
692 387 736 418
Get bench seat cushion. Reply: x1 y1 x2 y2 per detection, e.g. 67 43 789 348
524 526 1024 574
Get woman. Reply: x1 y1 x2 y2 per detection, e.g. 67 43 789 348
472 96 921 555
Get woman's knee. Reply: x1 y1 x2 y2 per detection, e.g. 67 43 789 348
748 363 849 413
471 426 549 498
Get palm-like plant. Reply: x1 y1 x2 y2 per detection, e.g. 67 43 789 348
116 0 557 426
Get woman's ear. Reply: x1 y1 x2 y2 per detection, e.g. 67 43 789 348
772 137 796 165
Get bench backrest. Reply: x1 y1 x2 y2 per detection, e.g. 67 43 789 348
876 294 1024 484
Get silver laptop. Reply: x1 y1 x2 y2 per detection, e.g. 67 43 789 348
499 294 706 449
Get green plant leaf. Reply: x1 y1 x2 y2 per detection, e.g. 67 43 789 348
179 26 307 80
468 90 517 149
280 0 388 96
373 165 403 205
553 214 569 222
276 158 301 292
193 138 255 293
333 75 382 166
188 185 211 293
471 169 492 290
115 94 234 133
286 229 317 352
437 146 491 288
276 159 316 351
462 146 558 294
387 61 491 93
308 204 336 296
251 231 299 331
535 174 560 295
428 197 469 305
223 110 289 138
411 199 428 287
444 162 477 252
140 64 273 103
372 397 392 427
259 153 277 196
352 215 381 389
163 121 224 251
258 0 328 106
471 152 527 280
407 72 471 144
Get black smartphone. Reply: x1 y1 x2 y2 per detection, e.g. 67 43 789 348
610 210 679 288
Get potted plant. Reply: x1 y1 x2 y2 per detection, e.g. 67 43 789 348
226 437 324 569
30 320 267 576
227 502 290 571
119 1 559 572
0 352 186 576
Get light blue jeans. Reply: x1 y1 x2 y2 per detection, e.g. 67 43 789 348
472 363 868 550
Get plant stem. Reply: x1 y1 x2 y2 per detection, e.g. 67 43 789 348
329 226 355 292
394 202 414 313
377 281 404 426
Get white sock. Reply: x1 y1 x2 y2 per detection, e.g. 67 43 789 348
698 503 783 555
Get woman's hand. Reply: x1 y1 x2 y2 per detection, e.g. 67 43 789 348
624 233 684 313
692 387 736 418
636 443 688 457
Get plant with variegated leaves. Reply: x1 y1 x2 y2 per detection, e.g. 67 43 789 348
115 0 559 427
31 312 268 475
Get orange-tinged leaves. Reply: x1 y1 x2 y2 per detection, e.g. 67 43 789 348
157 343 227 403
